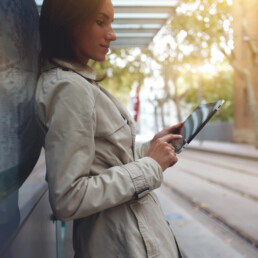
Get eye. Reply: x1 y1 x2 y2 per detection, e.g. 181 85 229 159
96 20 104 26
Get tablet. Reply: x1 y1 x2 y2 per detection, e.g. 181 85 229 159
174 100 224 153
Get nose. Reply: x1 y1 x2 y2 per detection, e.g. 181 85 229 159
106 26 116 42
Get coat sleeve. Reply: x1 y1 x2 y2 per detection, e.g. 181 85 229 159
135 141 151 159
37 78 163 221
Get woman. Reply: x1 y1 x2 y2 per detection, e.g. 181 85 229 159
36 0 183 257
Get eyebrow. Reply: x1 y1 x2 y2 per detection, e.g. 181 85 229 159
98 12 114 22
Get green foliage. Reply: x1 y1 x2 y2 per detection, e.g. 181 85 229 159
92 48 151 104
184 69 234 121
169 0 232 63
90 0 234 122
157 0 234 121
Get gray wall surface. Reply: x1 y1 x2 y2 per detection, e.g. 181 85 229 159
195 122 233 142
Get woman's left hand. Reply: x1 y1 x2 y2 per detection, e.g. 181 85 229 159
151 122 184 144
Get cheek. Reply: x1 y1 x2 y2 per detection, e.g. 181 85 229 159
74 28 92 50
78 35 91 50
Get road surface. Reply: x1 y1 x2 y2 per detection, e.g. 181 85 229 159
155 148 258 258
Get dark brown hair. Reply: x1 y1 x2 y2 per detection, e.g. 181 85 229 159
39 0 105 65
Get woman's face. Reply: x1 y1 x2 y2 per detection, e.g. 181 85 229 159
73 0 116 64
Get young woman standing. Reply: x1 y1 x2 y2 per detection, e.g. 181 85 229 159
36 0 183 257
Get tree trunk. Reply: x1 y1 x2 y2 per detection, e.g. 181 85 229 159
246 75 258 148
154 105 159 133
160 104 166 128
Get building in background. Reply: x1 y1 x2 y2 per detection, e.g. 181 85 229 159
233 0 258 145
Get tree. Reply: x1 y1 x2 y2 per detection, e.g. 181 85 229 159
92 48 152 105
184 69 234 121
149 0 234 125
220 0 258 147
90 0 235 133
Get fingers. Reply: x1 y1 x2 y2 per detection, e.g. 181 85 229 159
167 122 184 130
160 133 182 143
164 143 178 167
147 132 181 171
167 122 184 134
169 155 178 167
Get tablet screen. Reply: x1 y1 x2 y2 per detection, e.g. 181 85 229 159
174 100 224 153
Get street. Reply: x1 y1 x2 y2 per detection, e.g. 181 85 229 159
156 149 258 258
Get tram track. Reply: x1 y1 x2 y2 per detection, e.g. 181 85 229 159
178 167 258 202
181 153 258 178
163 152 258 250
163 181 258 249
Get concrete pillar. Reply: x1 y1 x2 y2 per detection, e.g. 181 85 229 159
232 0 258 144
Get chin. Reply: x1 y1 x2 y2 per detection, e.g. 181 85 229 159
95 56 107 62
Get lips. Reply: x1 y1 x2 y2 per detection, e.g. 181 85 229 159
100 44 109 52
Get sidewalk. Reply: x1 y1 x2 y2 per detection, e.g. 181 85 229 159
186 140 258 160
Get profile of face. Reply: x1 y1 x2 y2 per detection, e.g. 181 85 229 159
73 0 116 64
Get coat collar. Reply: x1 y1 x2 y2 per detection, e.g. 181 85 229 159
43 58 97 81
42 59 136 136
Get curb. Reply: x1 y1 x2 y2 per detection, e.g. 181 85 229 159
185 141 258 161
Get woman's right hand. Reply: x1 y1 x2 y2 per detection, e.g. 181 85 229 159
146 134 182 171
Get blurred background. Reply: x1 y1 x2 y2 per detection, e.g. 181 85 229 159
97 0 258 148
1 0 258 257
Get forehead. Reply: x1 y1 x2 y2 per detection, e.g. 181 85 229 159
97 0 114 20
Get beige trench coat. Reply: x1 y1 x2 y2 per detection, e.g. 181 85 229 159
35 59 181 258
